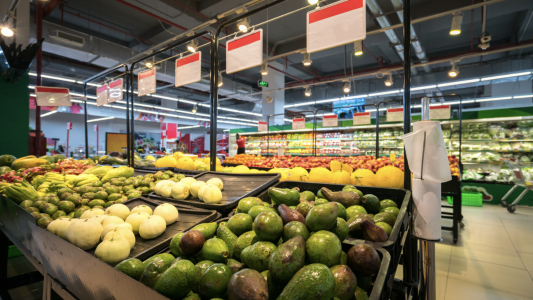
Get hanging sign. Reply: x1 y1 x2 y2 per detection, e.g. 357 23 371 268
166 123 178 140
258 121 268 132
175 52 202 88
430 105 451 120
306 0 366 53
35 86 71 107
292 118 306 130
226 29 263 74
96 85 109 106
138 68 156 96
94 125 99 131
353 112 370 125
323 115 338 127
108 79 123 103
387 108 404 122
67 122 72 130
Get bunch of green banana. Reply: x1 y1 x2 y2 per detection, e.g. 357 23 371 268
0 182 12 194
3 180 39 204
45 173 64 183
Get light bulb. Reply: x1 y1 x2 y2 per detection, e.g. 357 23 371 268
343 82 351 93
384 74 393 87
354 40 363 56
192 105 198 114
308 0 318 4
1 27 13 37
304 87 312 97
260 61 268 75
302 53 312 66
145 61 153 68
186 40 199 52
237 18 250 33
448 62 459 77
450 12 463 35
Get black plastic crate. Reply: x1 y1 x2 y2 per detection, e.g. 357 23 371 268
148 172 280 213
133 167 206 177
86 197 218 261
134 166 174 172
173 168 206 175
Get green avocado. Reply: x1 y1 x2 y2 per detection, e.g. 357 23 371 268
340 251 348 265
115 258 144 280
330 265 357 300
217 223 238 258
139 258 169 289
37 217 53 229
253 211 283 243
20 200 33 209
314 199 329 205
248 206 274 221
380 199 398 210
227 269 268 300
48 196 60 205
233 231 256 260
44 205 58 216
347 214 375 238
241 241 277 272
73 206 90 218
142 253 175 270
226 258 245 274
269 236 305 285
346 205 367 221
299 191 315 202
88 199 105 208
51 211 66 220
237 197 262 214
362 194 380 214
227 213 253 237
192 260 214 293
375 222 393 236
25 207 39 214
373 212 397 227
282 221 310 242
32 200 44 209
337 202 347 220
198 263 232 299
93 191 108 200
305 230 342 267
305 203 338 232
268 187 300 206
58 201 75 214
380 206 400 217
330 217 349 242
201 237 229 263
154 259 195 300
170 233 186 257
277 264 335 300
190 222 218 239
357 275 373 290
296 201 314 218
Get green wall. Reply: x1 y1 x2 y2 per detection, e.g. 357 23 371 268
462 182 533 207
0 74 29 158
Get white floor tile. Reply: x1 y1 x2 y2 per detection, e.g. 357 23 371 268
436 275 447 300
436 251 451 276
518 252 533 277
456 222 515 250
506 227 533 254
444 277 533 300
448 256 533 297
451 242 525 269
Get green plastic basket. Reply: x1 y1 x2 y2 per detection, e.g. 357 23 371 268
8 245 23 258
447 192 483 207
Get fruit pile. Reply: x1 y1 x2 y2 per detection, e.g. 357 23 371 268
154 153 220 171
113 184 391 300
154 177 225 204
449 155 460 177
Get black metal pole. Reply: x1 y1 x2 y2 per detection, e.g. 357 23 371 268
84 84 88 158
131 72 135 167
267 115 271 157
375 103 380 158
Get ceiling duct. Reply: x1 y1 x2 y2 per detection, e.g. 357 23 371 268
48 30 85 47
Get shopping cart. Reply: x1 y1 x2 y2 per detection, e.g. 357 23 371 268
501 159 533 213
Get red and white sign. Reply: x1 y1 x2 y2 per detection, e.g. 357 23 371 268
175 52 202 88
138 68 156 97
94 125 99 131
108 79 123 103
167 123 178 140
387 108 404 122
307 0 366 53
353 112 371 125
96 85 108 106
258 121 268 132
323 115 338 127
35 86 71 107
292 118 306 130
430 105 450 120
226 29 263 74
67 122 72 130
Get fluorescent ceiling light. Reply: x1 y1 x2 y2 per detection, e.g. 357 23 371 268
481 71 531 81
196 118 210 121
514 94 533 99
28 85 35 89
86 102 97 105
437 78 480 87
368 90 400 97
411 85 437 91
284 104 294 108
223 129 230 131
475 96 512 102
112 105 127 110
178 125 201 130
136 103 155 108
293 101 315 107
315 98 339 104
199 103 210 107
71 99 83 103
41 111 57 117
284 119 292 122
87 117 114 122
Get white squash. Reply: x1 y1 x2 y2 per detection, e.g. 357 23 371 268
153 203 179 225
180 177 196 187
198 184 214 201
189 181 205 198
105 204 131 220
103 227 136 249
88 214 107 224
101 216 124 228
171 182 190 200
47 219 65 235
80 208 105 219
101 222 133 241
66 219 103 250
130 205 153 215
155 180 175 198
94 237 131 266
139 215 167 239
202 185 223 204
125 212 150 235
55 219 75 239
206 178 224 191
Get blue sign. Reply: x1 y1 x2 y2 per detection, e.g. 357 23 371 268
333 97 365 118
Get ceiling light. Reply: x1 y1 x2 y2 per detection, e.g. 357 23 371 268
186 39 199 52
437 78 480 87
308 0 318 4
304 86 312 97
267 95 273 103
41 111 57 117
192 104 198 114
237 17 250 33
354 40 363 56
481 71 532 81
145 61 153 68
302 53 312 66
260 61 268 75
343 82 351 93
1 27 13 37
87 117 114 123
448 62 459 77
384 74 393 87
218 72 223 87
450 12 463 35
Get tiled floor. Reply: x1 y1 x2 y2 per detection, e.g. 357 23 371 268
396 202 533 300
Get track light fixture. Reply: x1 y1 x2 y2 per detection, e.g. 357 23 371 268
186 39 199 52
450 12 463 35
145 61 153 68
260 61 269 75
302 53 312 66
354 40 363 56
1 26 13 37
448 62 459 77
304 86 312 97
343 82 351 93
217 72 223 87
237 17 251 33
308 0 319 4
267 95 273 103
384 74 393 87
192 105 198 114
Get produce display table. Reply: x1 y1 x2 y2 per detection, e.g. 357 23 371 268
441 176 463 244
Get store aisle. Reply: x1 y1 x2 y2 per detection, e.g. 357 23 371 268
397 203 533 300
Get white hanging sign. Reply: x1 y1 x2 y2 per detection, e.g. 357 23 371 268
387 108 404 122
430 105 451 120
108 79 123 103
292 118 306 130
35 87 72 107
353 112 370 125
175 52 202 88
226 29 263 74
306 0 366 53
138 68 156 97
258 121 268 132
323 115 338 127
96 85 108 106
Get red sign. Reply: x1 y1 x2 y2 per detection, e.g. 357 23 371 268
292 118 306 130
67 122 72 130
167 123 177 140
387 108 404 122
430 105 451 120
323 115 338 127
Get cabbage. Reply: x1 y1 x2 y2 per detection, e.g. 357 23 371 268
520 155 531 163
501 143 512 150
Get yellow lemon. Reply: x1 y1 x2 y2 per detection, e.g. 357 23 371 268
172 152 184 160
145 155 156 161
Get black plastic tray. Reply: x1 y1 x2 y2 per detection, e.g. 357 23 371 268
87 197 218 261
148 172 280 213
132 168 205 177
173 168 206 175
134 166 174 171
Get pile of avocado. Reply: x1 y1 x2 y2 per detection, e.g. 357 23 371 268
21 171 189 230
113 186 392 300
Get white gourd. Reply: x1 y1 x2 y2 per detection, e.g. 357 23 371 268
153 203 179 225
139 215 167 239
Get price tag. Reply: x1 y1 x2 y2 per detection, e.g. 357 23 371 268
430 105 450 120
108 79 123 103
323 115 338 127
175 52 202 88
387 108 404 122
67 122 72 130
35 87 72 107
96 85 108 106
258 121 268 132
353 112 370 125
138 68 156 96
292 118 306 130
